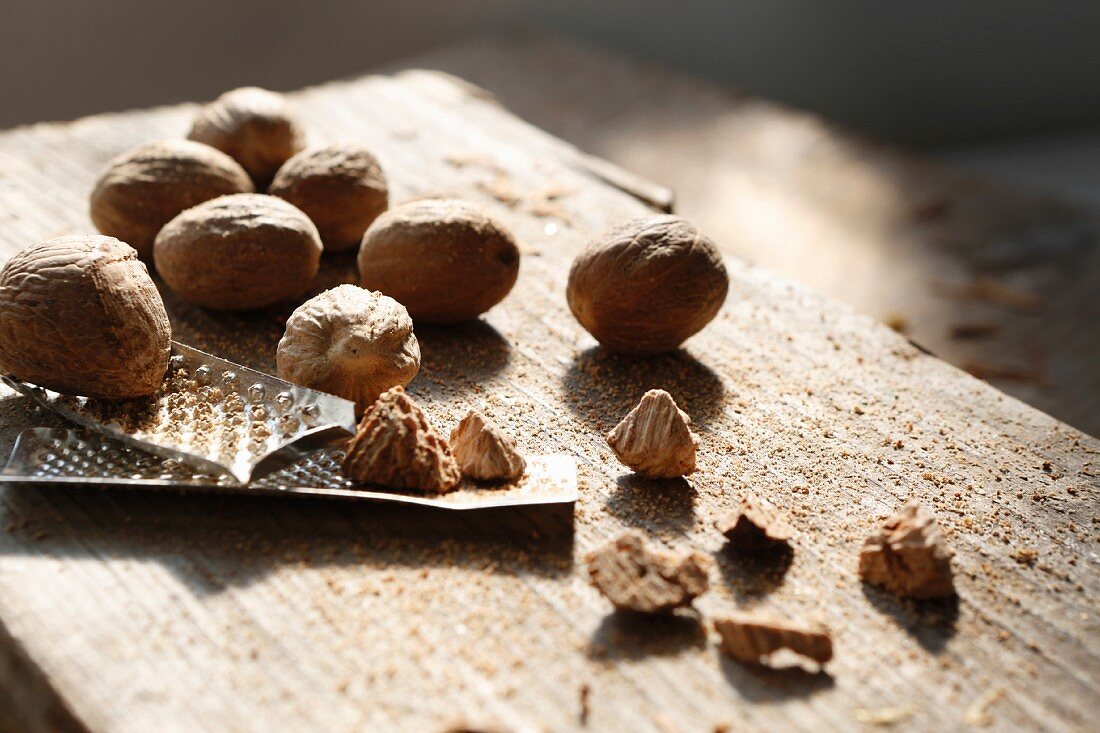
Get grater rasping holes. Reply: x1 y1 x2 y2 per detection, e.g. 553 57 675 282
1 428 579 509
1 341 357 483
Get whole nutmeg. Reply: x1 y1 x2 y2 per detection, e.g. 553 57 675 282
269 144 389 252
358 199 520 324
277 285 420 412
567 215 729 354
0 235 171 398
153 193 322 311
89 140 254 259
187 87 306 187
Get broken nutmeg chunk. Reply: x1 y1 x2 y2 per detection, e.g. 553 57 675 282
714 612 833 667
449 410 526 481
859 500 955 599
586 531 710 613
606 389 698 479
341 387 461 493
716 493 795 552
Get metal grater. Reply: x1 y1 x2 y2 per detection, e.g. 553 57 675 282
1 341 357 483
1 428 578 510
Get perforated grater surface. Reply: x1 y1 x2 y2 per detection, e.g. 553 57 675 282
1 341 357 483
1 428 578 509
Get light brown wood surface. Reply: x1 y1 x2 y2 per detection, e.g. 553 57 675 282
404 36 1100 438
0 61 1096 733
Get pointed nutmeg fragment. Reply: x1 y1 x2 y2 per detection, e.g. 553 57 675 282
716 493 795 552
449 410 526 481
859 500 955 598
606 389 698 478
586 531 710 613
341 387 461 493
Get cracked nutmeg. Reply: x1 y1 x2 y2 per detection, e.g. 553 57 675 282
187 86 306 187
586 531 710 613
449 410 526 481
606 389 698 479
341 387 461 493
716 493 795 552
277 285 420 413
714 612 833 667
567 215 728 354
859 500 956 599
0 235 171 399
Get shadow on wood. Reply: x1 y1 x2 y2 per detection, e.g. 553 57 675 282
586 610 707 661
0 483 575 599
860 582 960 654
561 346 726 431
416 319 513 384
715 543 794 603
604 474 697 535
718 655 835 702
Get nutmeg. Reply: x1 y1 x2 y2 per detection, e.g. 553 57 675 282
449 410 526 481
567 215 729 354
187 86 306 187
89 140 254 259
153 193 322 311
0 235 171 398
606 389 698 479
358 199 520 324
277 285 420 412
269 144 389 252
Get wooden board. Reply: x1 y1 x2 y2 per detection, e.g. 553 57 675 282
0 65 1096 733
403 36 1100 438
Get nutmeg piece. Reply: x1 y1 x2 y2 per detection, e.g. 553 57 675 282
269 144 389 252
187 86 306 187
714 612 833 666
449 410 526 481
567 215 729 355
277 285 420 412
89 139 254 259
358 199 520 324
0 235 171 398
153 193 322 311
586 531 710 613
859 501 955 598
606 389 698 479
341 387 461 493
716 493 795 552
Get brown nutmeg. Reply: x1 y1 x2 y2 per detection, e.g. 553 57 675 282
449 410 526 481
187 86 306 187
269 144 389 252
859 501 955 599
358 199 520 324
277 285 420 412
567 215 729 354
0 235 171 398
586 531 710 613
342 387 461 493
89 140 254 259
153 193 322 311
606 389 698 479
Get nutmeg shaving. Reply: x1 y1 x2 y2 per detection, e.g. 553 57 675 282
859 501 955 598
716 493 794 552
449 410 526 481
341 387 461 493
586 531 710 613
714 612 833 666
606 389 697 478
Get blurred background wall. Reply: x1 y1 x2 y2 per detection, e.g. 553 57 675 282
3 0 1100 146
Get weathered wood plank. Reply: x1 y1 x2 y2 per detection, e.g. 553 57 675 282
405 36 1100 437
0 64 1095 733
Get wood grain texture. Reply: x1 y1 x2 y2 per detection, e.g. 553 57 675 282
404 36 1100 438
0 65 1096 733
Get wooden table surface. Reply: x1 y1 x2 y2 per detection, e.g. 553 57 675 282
405 36 1100 438
0 55 1097 733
